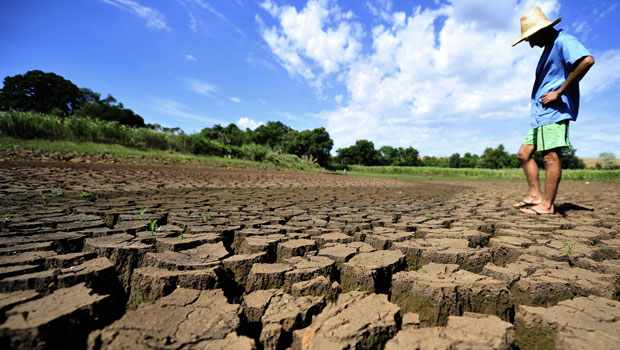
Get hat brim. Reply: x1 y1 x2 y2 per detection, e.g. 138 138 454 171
512 17 561 47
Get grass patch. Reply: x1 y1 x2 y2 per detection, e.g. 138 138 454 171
348 165 620 183
0 136 322 172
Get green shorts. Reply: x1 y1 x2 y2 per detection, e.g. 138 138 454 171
523 120 570 151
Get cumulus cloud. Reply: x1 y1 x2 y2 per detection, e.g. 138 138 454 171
258 0 362 89
185 54 197 61
229 97 242 103
237 117 264 130
260 0 577 154
101 0 169 30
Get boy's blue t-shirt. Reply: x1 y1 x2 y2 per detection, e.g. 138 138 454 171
530 30 591 128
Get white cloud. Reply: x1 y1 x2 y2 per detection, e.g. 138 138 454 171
229 97 242 103
178 0 246 37
261 0 588 155
187 79 217 97
185 54 197 61
581 49 620 98
153 99 220 125
101 0 169 30
258 0 363 89
237 117 264 130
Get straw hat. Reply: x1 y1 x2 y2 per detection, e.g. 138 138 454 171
512 6 561 47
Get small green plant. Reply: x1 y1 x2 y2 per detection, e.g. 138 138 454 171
439 190 445 199
39 192 47 200
432 302 437 307
471 221 478 227
202 212 212 221
178 233 186 239
139 207 147 218
354 259 361 267
3 213 10 224
82 219 88 225
564 240 576 256
50 188 63 198
80 191 89 197
425 213 432 220
149 219 158 234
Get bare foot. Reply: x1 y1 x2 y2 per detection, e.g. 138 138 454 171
520 204 554 215
512 196 542 208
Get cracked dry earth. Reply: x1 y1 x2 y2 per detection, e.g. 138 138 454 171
1 160 619 350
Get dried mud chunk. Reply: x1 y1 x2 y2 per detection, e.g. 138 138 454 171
510 265 619 308
0 290 39 319
195 332 256 350
223 252 268 286
0 283 114 350
0 264 41 280
515 296 620 350
0 242 53 256
276 239 318 262
340 250 405 294
143 242 229 270
0 250 56 268
290 276 340 301
127 266 225 309
0 257 118 295
365 230 416 250
44 251 97 268
391 238 492 272
391 263 512 326
88 288 247 350
291 291 400 350
242 289 279 324
238 236 280 260
317 244 357 265
488 236 534 265
246 263 293 292
284 256 335 286
259 291 325 350
155 233 220 252
84 234 153 292
385 313 514 350
313 232 353 248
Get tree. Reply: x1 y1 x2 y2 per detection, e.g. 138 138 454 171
75 101 144 127
479 144 514 169
598 152 617 170
253 121 293 148
448 153 461 168
336 140 381 166
285 127 333 167
560 147 586 169
0 70 82 115
460 152 479 168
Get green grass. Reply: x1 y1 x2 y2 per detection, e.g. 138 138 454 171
0 136 321 172
348 165 620 183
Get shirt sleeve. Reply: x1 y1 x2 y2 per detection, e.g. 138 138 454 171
560 34 592 68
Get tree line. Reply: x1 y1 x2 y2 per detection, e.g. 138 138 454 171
0 70 590 169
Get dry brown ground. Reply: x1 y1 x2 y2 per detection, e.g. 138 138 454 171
1 158 619 349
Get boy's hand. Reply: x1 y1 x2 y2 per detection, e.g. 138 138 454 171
541 91 561 107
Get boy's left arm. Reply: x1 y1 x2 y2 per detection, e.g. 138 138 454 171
541 55 595 107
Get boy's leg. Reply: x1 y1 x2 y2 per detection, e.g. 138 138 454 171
524 149 561 214
515 144 542 206
521 121 568 214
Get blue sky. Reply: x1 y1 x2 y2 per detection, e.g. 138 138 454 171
1 0 618 157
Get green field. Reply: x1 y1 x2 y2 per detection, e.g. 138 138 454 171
2 137 618 183
0 137 322 172
349 165 620 183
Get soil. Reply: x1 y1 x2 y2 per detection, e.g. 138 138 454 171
0 154 619 349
